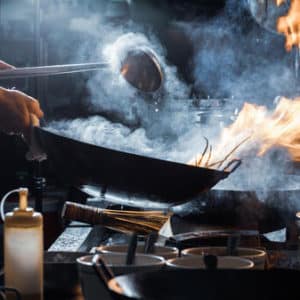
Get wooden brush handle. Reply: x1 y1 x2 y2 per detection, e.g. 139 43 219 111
62 202 107 225
61 201 168 235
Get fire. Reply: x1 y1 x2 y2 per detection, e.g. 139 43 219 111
191 1 300 170
191 97 300 169
121 63 129 76
276 0 287 6
276 0 300 51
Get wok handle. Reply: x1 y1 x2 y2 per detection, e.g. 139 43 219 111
226 234 240 256
92 254 115 286
222 159 242 173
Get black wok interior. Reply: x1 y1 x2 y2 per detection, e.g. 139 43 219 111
109 269 300 299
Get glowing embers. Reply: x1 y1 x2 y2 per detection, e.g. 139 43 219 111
276 0 300 51
191 97 300 168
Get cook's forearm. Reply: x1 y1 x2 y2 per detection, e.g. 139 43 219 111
0 60 15 70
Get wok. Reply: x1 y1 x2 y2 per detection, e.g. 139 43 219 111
34 126 239 205
107 269 299 300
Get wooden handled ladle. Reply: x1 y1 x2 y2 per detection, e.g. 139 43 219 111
0 48 163 93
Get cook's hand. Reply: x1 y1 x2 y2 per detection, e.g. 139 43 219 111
0 87 44 141
0 60 15 70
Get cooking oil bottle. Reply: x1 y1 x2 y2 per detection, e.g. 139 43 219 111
1 187 43 300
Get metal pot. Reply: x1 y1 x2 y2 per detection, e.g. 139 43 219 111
181 246 266 269
77 253 165 300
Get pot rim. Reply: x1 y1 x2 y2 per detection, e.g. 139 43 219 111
166 256 254 270
77 253 165 268
97 243 178 254
182 247 266 258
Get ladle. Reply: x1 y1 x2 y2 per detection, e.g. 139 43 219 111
143 232 158 254
126 233 138 265
0 48 163 93
226 234 240 256
92 254 115 287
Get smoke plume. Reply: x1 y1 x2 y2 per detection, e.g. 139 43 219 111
45 1 300 199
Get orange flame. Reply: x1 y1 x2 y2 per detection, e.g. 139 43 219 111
191 97 300 169
191 1 300 170
276 0 287 6
277 0 300 51
121 64 129 76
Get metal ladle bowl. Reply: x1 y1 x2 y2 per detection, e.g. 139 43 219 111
0 47 163 93
121 48 163 93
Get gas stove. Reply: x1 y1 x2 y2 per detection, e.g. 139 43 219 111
48 182 300 255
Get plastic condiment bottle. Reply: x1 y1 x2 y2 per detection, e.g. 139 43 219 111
1 188 43 300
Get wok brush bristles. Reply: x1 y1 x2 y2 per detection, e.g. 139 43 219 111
62 201 172 235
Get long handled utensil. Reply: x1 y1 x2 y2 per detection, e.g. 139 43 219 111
0 48 163 93
0 62 109 79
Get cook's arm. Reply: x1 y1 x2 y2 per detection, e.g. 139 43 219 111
0 60 15 70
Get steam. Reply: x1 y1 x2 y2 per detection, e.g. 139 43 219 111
86 32 191 133
44 1 300 203
48 115 205 164
176 1 300 195
47 9 198 162
181 0 297 102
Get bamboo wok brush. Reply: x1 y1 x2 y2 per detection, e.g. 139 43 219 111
61 201 172 235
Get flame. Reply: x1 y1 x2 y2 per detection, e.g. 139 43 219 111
191 97 300 169
276 0 300 51
191 1 300 170
121 63 129 76
276 0 287 6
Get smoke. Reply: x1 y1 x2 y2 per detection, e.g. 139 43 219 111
44 1 300 204
47 5 199 161
181 0 296 102
48 114 205 164
99 34 190 135
175 0 300 197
